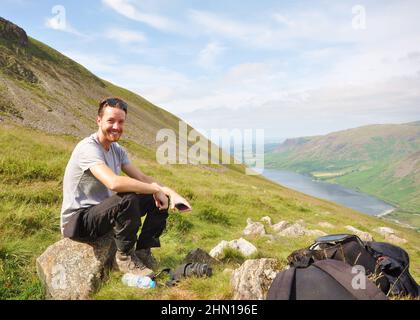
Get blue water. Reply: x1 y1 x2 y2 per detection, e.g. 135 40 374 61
262 169 395 216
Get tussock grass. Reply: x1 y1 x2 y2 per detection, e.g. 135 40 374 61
197 205 231 226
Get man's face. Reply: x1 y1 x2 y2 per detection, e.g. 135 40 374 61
96 106 126 143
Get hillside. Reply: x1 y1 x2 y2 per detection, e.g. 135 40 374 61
0 18 419 300
0 17 182 148
265 122 420 228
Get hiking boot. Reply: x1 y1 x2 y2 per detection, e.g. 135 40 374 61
135 248 158 270
114 249 154 276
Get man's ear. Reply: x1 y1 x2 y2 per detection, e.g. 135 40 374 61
96 115 101 125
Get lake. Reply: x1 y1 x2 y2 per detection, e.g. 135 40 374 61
262 169 395 216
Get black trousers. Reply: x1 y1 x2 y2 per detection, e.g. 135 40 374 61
72 192 169 253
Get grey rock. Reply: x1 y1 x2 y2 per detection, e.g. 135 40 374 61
278 223 307 237
345 226 374 242
36 234 116 300
243 218 266 236
374 228 407 244
271 220 290 232
209 238 258 259
231 259 279 300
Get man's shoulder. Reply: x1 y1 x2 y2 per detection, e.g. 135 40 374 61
74 133 100 150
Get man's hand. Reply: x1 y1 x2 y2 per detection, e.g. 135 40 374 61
153 191 169 210
167 192 192 212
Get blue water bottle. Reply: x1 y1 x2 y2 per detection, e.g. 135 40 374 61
122 273 156 289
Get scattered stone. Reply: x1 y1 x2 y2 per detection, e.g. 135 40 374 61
373 227 407 244
373 227 395 236
231 259 279 300
36 234 116 300
183 248 221 266
230 238 258 257
345 226 374 242
271 220 290 233
384 234 407 245
278 223 307 237
243 218 266 236
209 240 229 259
260 216 272 225
209 238 258 259
318 222 335 229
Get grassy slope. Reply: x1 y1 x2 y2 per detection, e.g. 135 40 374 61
1 124 419 300
265 123 420 227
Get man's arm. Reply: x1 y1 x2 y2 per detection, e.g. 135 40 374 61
90 164 160 194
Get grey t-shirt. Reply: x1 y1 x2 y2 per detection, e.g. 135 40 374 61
60 133 130 236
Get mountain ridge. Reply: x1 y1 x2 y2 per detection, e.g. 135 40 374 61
266 121 420 228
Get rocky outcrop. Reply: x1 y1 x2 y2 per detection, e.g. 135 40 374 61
243 218 266 236
373 227 407 244
36 234 116 300
231 259 279 300
209 238 257 259
345 226 373 241
0 17 28 46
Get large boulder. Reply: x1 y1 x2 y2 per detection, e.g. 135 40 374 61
243 218 266 236
209 238 257 259
36 234 116 300
231 259 279 300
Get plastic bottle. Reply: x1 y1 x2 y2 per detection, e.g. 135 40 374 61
121 273 156 289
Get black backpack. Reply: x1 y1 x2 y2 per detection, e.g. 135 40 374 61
366 241 419 297
285 234 419 298
267 259 387 300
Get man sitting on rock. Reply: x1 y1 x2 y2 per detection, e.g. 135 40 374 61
60 97 191 276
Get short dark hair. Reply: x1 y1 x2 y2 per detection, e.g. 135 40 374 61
98 97 128 116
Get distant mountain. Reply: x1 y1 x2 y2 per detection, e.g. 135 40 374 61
266 122 420 227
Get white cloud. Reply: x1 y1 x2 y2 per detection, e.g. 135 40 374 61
105 27 146 44
197 41 225 69
102 0 175 32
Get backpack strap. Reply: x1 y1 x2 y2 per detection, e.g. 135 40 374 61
312 260 387 300
266 267 296 300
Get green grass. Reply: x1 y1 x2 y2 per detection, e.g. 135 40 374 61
0 124 419 300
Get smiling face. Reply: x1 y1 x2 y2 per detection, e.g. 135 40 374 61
96 106 126 144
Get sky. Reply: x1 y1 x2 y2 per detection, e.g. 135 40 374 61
1 0 420 141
